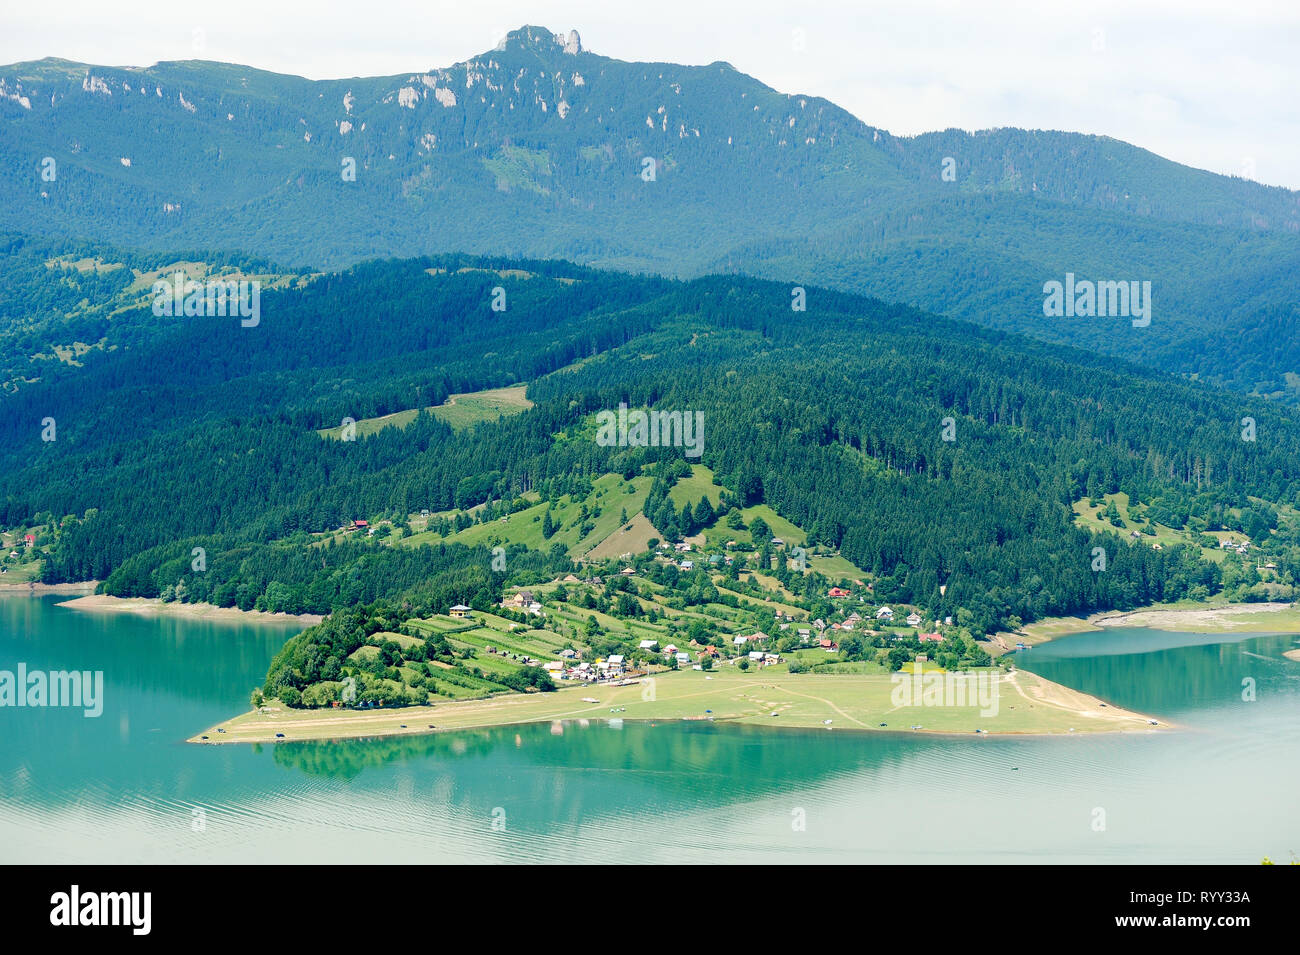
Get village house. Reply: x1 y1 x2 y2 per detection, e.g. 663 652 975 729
448 604 471 619
502 590 535 610
639 639 659 650
919 632 942 643
680 560 695 571
876 606 894 621
828 587 850 598
906 612 922 627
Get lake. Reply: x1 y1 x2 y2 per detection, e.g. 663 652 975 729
2 595 1297 863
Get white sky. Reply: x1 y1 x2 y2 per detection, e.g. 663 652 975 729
4 0 1298 189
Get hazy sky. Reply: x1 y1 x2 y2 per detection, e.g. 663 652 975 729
4 0 1297 189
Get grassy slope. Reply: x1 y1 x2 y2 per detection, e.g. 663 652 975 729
317 385 533 438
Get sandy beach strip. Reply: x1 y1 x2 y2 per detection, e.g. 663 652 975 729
56 593 322 625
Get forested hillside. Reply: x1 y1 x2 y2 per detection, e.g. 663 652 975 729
5 255 1299 634
2 26 1298 395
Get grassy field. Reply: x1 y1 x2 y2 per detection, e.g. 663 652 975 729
1072 493 1226 563
317 385 533 439
667 464 724 510
400 472 655 558
191 665 1163 744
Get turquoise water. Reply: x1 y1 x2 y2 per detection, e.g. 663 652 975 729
2 595 1297 863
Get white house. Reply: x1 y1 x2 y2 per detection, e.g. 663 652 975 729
906 612 922 627
875 606 894 621
733 635 748 646
675 652 691 664
638 639 659 650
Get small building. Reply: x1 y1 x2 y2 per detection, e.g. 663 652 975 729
733 635 748 646
906 612 922 627
828 587 850 598
352 520 368 530
748 650 765 661
621 567 636 576
919 632 942 643
679 560 695 571
638 639 659 650
876 606 894 621
449 604 471 619
675 652 691 665
749 631 770 643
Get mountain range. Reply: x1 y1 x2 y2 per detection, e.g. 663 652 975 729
2 25 1299 396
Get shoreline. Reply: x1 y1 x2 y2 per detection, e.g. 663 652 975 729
990 600 1300 651
190 667 1166 745
56 593 323 625
0 581 98 595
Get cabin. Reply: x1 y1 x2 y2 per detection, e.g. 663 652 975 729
448 604 471 619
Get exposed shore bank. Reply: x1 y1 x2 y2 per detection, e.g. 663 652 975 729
57 593 322 625
0 581 98 595
990 600 1300 652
